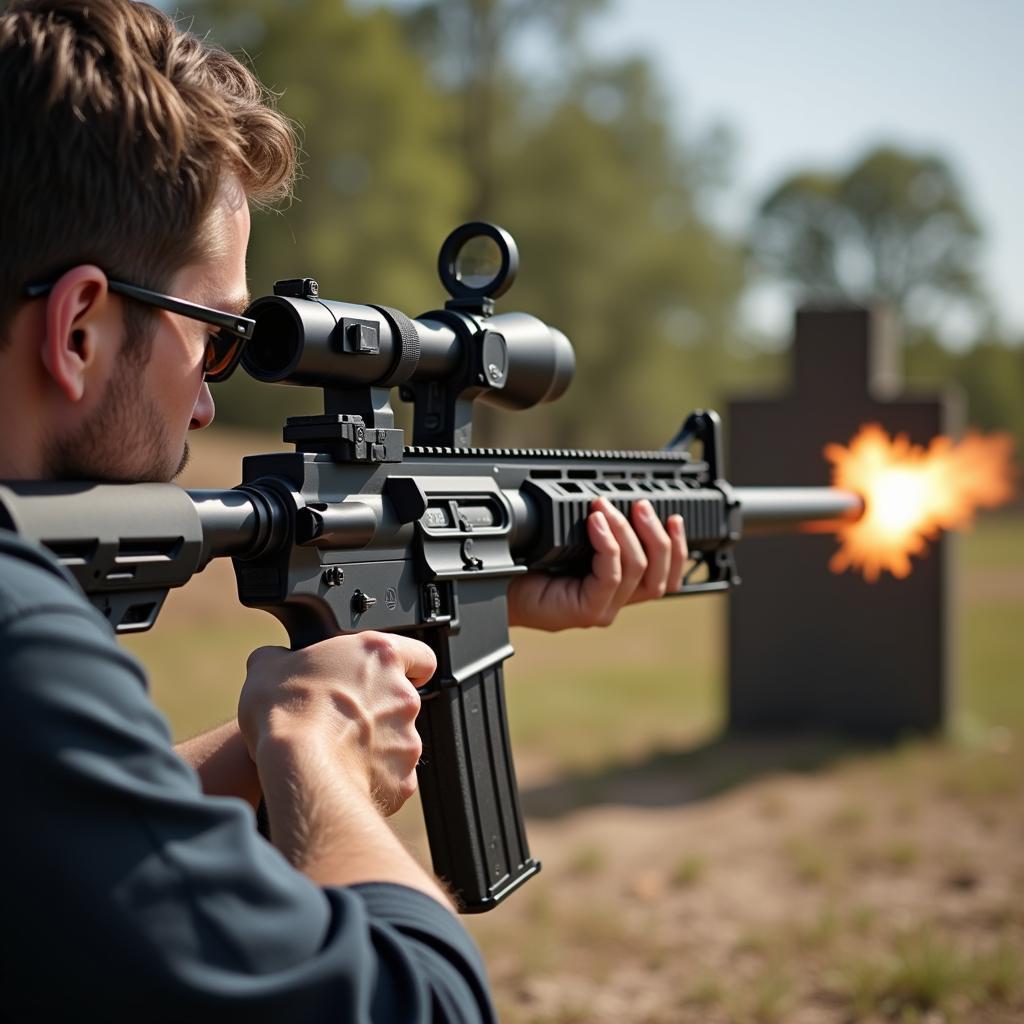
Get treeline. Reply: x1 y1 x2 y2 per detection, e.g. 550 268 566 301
179 0 1023 454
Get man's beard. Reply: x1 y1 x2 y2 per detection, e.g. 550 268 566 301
45 361 189 483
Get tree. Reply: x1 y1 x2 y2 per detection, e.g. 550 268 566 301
486 57 745 447
399 0 746 447
750 145 986 340
955 339 1024 447
400 0 607 218
175 0 468 428
176 0 746 444
903 328 1024 455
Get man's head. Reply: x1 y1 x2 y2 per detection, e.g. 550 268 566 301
0 0 295 481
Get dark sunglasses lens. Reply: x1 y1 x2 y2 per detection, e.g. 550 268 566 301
203 332 245 382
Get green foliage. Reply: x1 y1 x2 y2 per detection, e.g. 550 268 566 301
955 337 1024 441
839 929 969 1016
837 927 1024 1018
177 5 1016 452
669 852 705 888
399 0 610 217
751 145 985 338
401 0 749 446
179 0 745 442
177 0 468 427
905 328 1024 451
484 56 746 447
782 834 835 885
182 0 467 303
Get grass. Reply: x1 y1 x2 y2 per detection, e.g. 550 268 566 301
880 838 921 870
958 515 1024 732
972 938 1024 1005
939 748 1021 799
566 843 606 877
731 965 794 1023
839 931 967 1016
826 800 869 834
669 853 706 888
506 596 723 773
684 972 724 1009
958 514 1024 569
837 926 1024 1018
125 617 281 738
961 602 1024 728
783 835 836 886
848 903 879 937
793 905 842 951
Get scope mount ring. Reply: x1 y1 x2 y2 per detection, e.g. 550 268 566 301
438 222 519 312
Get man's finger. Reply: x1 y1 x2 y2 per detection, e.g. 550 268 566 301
579 508 622 622
666 514 688 593
627 500 672 603
596 498 647 611
356 632 438 687
388 634 438 687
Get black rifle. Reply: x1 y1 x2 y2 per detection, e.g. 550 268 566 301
0 223 861 913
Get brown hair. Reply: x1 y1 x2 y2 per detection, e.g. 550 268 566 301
0 0 296 348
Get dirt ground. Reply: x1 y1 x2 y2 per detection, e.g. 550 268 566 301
451 736 1024 1024
145 428 1024 1024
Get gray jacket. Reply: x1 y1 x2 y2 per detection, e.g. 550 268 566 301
0 531 495 1023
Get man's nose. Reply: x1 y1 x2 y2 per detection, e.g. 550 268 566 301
190 382 215 430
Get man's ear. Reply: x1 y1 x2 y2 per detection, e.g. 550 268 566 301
40 265 113 404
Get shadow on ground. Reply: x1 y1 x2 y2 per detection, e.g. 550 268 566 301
520 732 886 818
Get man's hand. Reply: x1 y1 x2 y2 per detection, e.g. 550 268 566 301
238 632 436 817
507 497 688 631
237 632 454 908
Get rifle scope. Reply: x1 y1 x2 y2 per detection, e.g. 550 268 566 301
242 222 575 414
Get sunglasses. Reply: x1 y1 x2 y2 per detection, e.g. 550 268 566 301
24 278 256 383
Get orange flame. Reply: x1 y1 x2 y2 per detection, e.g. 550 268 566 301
824 424 1016 582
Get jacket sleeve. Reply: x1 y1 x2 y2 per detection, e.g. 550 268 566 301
0 560 495 1024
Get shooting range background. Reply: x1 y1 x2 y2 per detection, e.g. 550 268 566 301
136 2 1022 1019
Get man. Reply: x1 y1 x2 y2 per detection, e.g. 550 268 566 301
0 1 688 1020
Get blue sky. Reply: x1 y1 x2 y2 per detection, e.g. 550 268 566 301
586 0 1024 343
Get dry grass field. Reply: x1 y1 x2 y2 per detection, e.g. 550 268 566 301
127 427 1024 1024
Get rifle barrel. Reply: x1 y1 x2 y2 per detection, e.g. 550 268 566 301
735 487 862 533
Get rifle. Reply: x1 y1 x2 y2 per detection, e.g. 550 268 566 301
0 222 861 913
